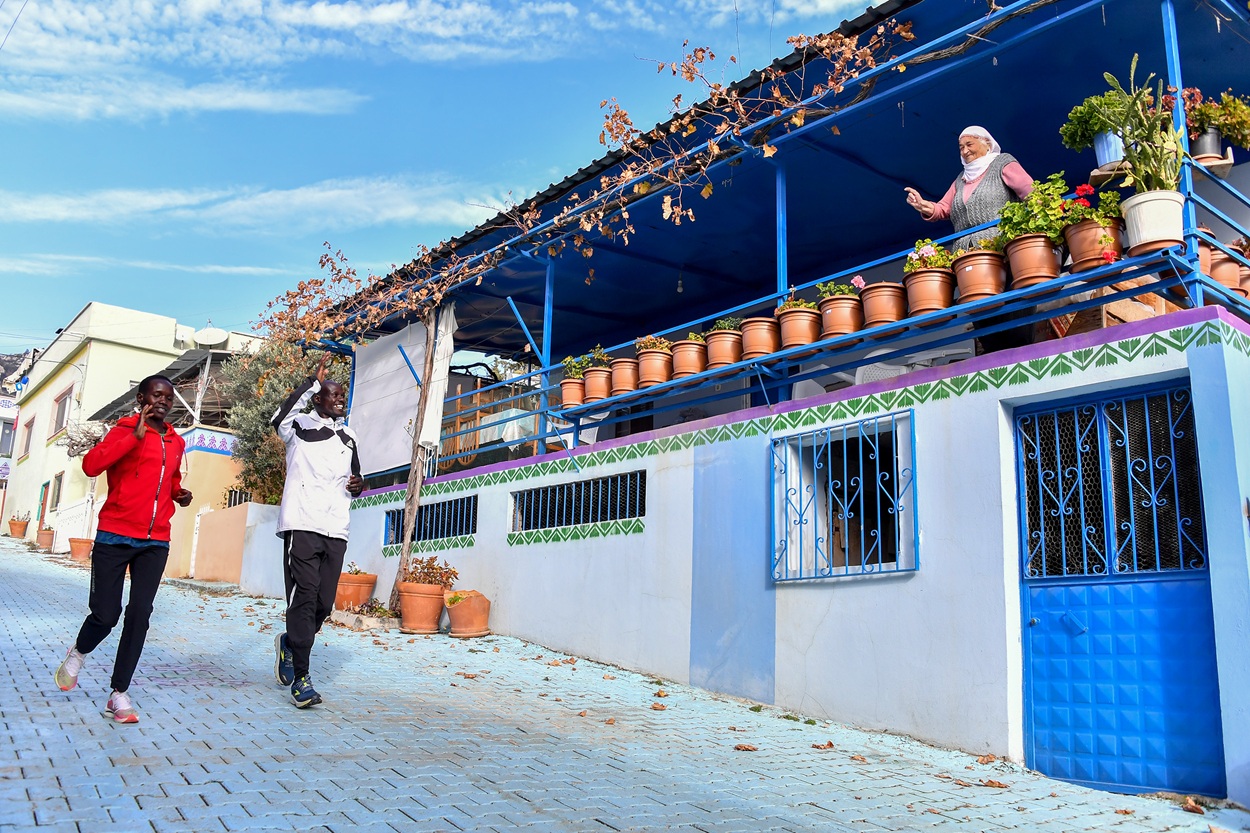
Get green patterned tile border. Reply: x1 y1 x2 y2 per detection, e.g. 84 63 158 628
380 535 475 558
353 319 1242 508
507 518 645 546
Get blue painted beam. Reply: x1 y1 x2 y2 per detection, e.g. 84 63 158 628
506 295 543 361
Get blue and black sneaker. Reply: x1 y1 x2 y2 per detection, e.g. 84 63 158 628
290 675 322 709
274 633 294 687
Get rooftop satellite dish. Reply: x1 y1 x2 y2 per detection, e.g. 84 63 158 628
192 325 229 348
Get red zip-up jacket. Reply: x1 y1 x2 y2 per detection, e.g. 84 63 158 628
82 414 186 542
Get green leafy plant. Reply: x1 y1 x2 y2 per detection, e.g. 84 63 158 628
587 344 611 367
345 598 397 618
635 334 672 352
1059 91 1127 151
1094 55 1183 192
1214 91 1250 148
816 276 865 297
708 316 743 332
400 555 458 588
775 288 817 312
11 511 30 522
903 238 955 273
684 331 705 343
344 561 366 575
561 354 591 379
446 592 467 607
1062 183 1122 227
1164 88 1250 148
998 172 1070 244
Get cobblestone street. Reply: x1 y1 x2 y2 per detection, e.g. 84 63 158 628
1 537 1246 833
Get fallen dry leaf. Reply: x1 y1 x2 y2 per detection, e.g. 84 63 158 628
548 660 563 667
1210 825 1233 833
927 808 942 815
1114 809 1134 816
407 639 415 643
934 774 952 780
953 779 973 787
734 744 758 752
554 697 562 702
578 710 587 717
976 754 997 764
603 674 616 680
1182 796 1205 815
654 689 668 698
850 755 867 762
455 672 477 679
493 647 499 653
605 718 616 725
980 779 1010 789
812 741 835 750
651 703 667 711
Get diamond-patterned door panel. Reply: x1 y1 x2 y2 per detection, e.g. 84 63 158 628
1024 575 1226 796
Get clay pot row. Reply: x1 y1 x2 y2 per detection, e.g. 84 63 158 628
395 582 491 638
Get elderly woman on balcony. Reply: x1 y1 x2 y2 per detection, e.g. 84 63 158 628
903 126 1034 251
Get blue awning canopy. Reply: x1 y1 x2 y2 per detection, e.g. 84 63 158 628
366 0 1250 362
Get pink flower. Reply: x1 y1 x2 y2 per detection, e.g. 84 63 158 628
918 245 937 258
907 252 919 262
851 275 866 290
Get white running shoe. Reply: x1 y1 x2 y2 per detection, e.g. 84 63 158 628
55 646 86 691
106 690 139 724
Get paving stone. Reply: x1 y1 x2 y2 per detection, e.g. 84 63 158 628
3 541 1249 833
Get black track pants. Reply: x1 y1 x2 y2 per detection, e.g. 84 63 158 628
282 530 346 680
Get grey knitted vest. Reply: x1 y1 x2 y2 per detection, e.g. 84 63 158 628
951 152 1019 251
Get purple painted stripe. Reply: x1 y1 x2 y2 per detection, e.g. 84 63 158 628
398 306 1238 492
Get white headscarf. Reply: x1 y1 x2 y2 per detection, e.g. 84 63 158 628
960 126 1002 182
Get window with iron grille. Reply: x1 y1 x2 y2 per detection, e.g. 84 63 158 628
384 495 479 545
511 470 646 532
1016 383 1207 579
771 411 917 581
225 488 252 508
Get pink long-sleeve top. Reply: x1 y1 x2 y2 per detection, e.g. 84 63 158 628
927 160 1033 222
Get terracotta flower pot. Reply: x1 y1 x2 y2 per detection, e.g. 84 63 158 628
1004 234 1062 288
671 340 708 378
582 367 612 402
704 330 742 369
68 537 93 562
1199 238 1212 277
1210 250 1246 297
36 528 54 550
776 308 821 349
636 349 673 388
859 282 908 327
818 296 864 338
334 572 377 611
7 519 28 538
951 251 1007 303
903 268 956 315
445 590 491 638
740 317 780 360
1238 264 1250 296
396 582 447 634
1122 189 1184 257
559 378 585 408
1064 219 1125 273
609 358 639 396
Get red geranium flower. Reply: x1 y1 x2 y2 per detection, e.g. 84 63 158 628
1102 250 1118 263
1075 198 1091 208
1075 184 1095 198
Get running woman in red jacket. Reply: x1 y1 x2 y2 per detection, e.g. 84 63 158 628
54 375 193 723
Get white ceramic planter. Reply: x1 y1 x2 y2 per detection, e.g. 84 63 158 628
1122 190 1185 257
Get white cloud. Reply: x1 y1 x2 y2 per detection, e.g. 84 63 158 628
0 175 506 235
0 253 295 277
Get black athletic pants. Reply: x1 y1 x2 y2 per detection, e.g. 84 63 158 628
283 530 346 680
75 541 170 693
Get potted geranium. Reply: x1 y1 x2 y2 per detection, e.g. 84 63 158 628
1059 91 1128 168
7 511 29 538
1062 184 1124 272
951 237 1008 303
581 345 612 403
559 353 591 408
773 290 821 349
815 279 865 338
671 332 708 378
902 238 956 315
998 172 1069 287
395 555 458 635
1094 56 1185 256
705 316 743 369
635 335 673 388
335 561 378 611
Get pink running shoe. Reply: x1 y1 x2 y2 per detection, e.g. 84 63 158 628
55 646 86 691
106 690 139 724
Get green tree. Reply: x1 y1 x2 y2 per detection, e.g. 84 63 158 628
218 340 348 504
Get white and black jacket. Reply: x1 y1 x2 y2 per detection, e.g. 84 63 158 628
272 377 361 541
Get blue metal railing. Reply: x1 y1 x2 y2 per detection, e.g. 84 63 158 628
771 411 918 582
1016 383 1207 580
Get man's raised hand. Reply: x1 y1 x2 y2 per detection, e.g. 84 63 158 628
133 404 153 439
316 353 330 384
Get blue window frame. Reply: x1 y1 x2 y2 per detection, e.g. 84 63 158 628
384 494 478 545
770 410 918 582
511 470 646 532
1016 382 1207 580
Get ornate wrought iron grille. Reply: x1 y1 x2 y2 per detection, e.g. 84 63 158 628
511 470 646 532
1017 384 1207 580
770 411 917 582
384 494 479 545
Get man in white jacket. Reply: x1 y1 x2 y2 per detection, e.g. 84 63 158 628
271 354 363 708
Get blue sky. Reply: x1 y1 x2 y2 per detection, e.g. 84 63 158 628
0 0 865 354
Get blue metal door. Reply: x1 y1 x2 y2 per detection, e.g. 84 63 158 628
1017 385 1226 797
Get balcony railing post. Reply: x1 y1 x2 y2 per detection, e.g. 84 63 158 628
1162 0 1203 305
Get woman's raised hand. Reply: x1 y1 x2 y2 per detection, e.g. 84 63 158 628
904 187 933 219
